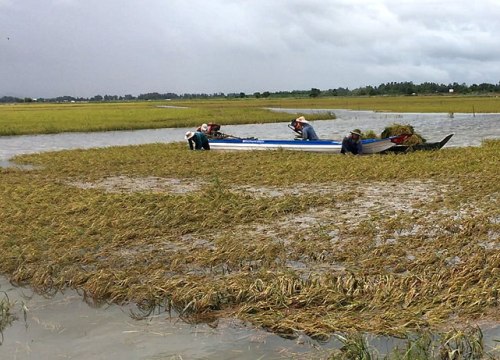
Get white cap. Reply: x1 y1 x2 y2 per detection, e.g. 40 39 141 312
185 131 195 140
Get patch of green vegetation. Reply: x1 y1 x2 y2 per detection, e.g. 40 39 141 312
0 140 499 341
0 101 327 136
328 327 494 359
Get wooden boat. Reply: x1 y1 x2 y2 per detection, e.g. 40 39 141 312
382 133 454 153
209 135 407 154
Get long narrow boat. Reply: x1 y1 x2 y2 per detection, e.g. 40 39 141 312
209 135 406 154
382 133 454 154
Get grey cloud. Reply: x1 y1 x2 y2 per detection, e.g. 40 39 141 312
1 0 500 98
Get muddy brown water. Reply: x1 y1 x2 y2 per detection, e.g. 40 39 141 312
1 110 499 359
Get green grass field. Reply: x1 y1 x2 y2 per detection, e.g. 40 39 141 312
0 101 322 136
1 95 500 136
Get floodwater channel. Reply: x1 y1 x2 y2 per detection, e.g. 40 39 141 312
1 109 499 359
1 109 500 167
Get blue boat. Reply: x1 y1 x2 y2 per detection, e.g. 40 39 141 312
209 136 406 154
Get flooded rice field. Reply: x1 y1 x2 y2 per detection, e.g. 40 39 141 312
1 109 499 167
1 109 499 359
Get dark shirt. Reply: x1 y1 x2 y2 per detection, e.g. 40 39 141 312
301 124 319 140
206 123 221 135
341 135 362 155
188 131 210 150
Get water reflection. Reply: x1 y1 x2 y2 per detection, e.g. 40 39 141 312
2 276 498 359
0 278 326 359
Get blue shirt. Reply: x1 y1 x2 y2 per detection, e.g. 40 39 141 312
301 124 319 140
188 131 210 150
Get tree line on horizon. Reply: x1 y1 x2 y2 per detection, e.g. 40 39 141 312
2 81 500 103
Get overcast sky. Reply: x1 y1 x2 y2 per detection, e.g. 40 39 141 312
1 0 500 98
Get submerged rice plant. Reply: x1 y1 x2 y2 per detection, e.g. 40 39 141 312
438 327 485 360
327 327 495 359
330 333 375 359
0 292 16 345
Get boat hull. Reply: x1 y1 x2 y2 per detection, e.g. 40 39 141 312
382 134 454 154
209 137 398 154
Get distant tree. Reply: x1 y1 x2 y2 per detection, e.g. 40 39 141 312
477 83 496 92
103 95 118 101
335 87 350 96
416 82 440 94
437 83 449 93
327 89 337 96
309 88 321 97
164 92 179 99
55 95 76 102
138 92 162 100
1 96 22 103
366 86 378 96
5 80 500 104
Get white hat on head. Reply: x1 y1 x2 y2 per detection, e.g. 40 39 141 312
296 116 309 124
201 124 208 132
185 131 195 140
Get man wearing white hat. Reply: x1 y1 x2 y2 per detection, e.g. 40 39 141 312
340 129 363 155
295 116 319 140
196 122 222 138
185 130 210 150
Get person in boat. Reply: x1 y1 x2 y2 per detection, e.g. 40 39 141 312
289 118 302 137
341 129 363 155
185 131 210 150
197 123 209 133
295 116 319 140
197 123 222 138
